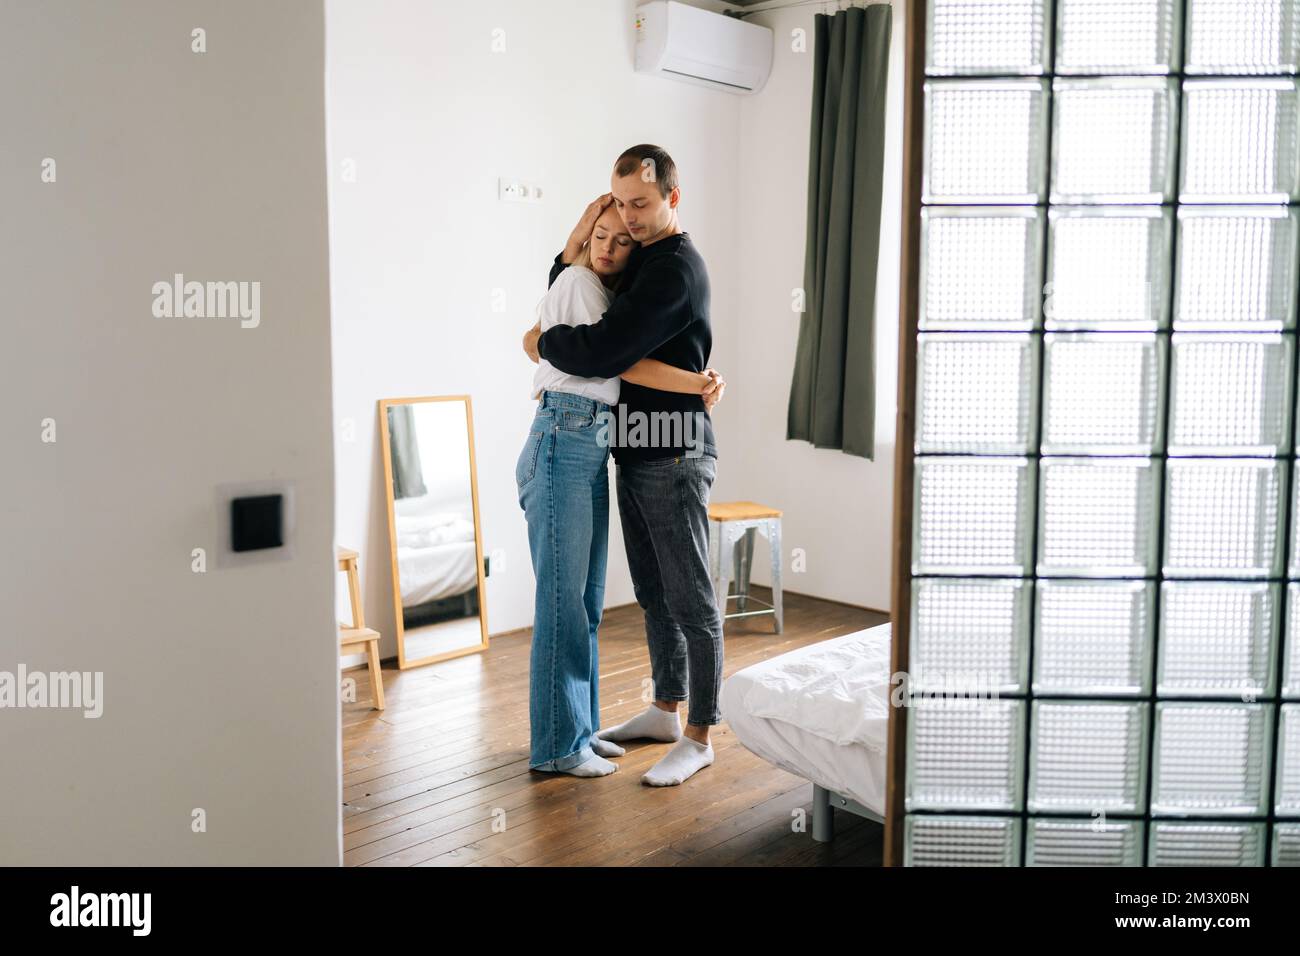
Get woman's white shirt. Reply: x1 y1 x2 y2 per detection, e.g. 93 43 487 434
530 265 622 405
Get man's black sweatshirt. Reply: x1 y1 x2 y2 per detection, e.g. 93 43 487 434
537 231 717 463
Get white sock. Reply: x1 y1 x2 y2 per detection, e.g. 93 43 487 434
642 736 714 787
559 754 618 777
595 704 682 743
590 735 626 758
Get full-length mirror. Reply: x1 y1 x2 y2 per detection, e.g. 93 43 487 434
379 395 488 667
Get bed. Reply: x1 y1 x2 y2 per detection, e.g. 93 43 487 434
393 493 478 607
719 622 892 842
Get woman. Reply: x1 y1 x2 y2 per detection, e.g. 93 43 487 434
517 202 722 777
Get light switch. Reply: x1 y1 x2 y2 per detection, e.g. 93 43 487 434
231 494 283 552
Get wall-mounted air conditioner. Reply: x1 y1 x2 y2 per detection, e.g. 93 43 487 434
634 1 774 95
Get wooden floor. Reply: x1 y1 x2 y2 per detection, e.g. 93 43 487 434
341 588 888 867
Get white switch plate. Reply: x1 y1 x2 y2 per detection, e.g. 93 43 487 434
498 177 543 203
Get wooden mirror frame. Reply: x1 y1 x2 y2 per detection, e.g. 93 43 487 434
378 395 489 669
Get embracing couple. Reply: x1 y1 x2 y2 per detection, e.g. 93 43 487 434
518 144 724 787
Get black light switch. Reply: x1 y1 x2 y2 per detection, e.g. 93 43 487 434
231 494 284 552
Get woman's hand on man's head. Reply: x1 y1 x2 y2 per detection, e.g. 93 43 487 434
563 193 614 263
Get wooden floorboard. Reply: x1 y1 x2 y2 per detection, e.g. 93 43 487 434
341 587 887 867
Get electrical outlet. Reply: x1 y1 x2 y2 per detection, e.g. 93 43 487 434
498 177 542 204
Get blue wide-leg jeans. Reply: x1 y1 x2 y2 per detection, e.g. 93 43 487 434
516 390 611 771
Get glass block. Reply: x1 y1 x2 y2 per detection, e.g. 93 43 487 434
1291 476 1300 578
1174 206 1300 330
904 815 1022 866
916 333 1038 454
1152 703 1272 816
1034 580 1154 695
910 577 1030 694
1055 0 1181 75
1275 823 1300 864
1026 818 1144 866
1037 458 1161 577
1042 333 1165 455
1046 207 1172 331
1168 333 1294 456
1186 0 1300 75
1287 584 1300 697
1158 582 1280 698
1149 822 1267 866
1181 79 1300 203
927 0 1050 76
1052 78 1178 203
920 207 1045 330
906 698 1025 811
924 80 1049 204
1279 705 1300 814
913 456 1036 575
1163 459 1286 578
1029 701 1149 813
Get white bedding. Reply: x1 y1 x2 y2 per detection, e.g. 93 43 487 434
394 494 478 607
398 540 478 607
719 623 892 815
396 511 475 550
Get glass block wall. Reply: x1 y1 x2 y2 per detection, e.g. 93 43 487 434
906 0 1300 867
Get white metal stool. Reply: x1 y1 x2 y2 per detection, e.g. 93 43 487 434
707 501 784 634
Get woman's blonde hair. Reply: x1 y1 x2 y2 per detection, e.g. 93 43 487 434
571 219 636 294
570 242 595 271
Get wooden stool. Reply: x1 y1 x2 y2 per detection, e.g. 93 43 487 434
707 501 784 634
337 547 385 710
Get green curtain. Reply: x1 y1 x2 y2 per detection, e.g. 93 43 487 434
787 4 892 460
387 405 427 500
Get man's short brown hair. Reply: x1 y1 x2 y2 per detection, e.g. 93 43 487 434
614 144 678 199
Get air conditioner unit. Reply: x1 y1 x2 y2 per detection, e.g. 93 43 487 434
634 1 774 95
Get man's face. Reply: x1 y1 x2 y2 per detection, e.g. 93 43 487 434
610 167 676 243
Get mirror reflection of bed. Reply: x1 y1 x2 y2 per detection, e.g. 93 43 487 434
380 396 488 667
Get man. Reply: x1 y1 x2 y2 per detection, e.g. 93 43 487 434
522 144 722 787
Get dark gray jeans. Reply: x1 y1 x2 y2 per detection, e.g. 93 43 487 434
615 454 723 727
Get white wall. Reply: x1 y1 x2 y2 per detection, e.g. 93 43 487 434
0 1 340 865
718 1 905 613
327 0 746 653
